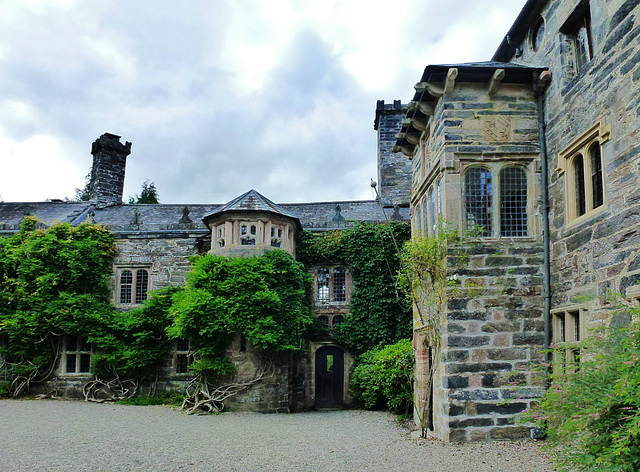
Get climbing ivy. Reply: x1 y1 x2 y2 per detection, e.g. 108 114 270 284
297 221 412 354
0 218 116 395
0 219 312 404
167 250 313 379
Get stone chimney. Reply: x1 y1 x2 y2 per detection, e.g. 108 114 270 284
88 133 132 207
374 100 411 208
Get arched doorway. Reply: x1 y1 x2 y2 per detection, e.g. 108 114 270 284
315 346 344 409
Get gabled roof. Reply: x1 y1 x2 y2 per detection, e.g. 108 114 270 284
202 189 302 227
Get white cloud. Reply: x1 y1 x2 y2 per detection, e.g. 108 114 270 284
0 0 528 204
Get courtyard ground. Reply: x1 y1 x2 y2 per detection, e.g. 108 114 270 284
0 399 554 471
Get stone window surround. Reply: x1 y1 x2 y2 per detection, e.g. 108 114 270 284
311 265 351 305
115 265 151 307
417 177 443 236
557 120 610 227
559 0 594 77
461 161 533 239
60 335 92 376
317 313 345 332
551 305 587 374
211 218 293 252
173 339 192 376
530 17 545 53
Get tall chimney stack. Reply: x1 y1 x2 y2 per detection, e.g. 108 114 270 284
88 133 131 208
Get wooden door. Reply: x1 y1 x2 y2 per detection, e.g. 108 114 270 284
315 346 344 409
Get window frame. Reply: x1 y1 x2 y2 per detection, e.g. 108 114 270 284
558 121 610 226
60 335 92 375
560 0 594 77
418 177 443 236
313 266 351 305
173 339 192 376
463 162 530 239
551 307 587 374
115 266 151 307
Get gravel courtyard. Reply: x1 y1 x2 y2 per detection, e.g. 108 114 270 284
0 399 553 471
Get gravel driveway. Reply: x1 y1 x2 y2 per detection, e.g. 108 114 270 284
0 399 553 472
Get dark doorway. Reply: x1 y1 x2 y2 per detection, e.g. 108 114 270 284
315 346 344 409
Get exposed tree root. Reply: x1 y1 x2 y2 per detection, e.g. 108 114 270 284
181 362 274 415
83 375 138 402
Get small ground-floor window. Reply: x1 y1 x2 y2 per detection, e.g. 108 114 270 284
62 335 91 374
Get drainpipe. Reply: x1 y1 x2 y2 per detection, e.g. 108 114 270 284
534 71 552 362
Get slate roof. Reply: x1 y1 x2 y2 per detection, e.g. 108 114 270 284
203 189 300 222
0 198 409 236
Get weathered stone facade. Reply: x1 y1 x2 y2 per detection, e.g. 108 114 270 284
396 0 640 441
0 110 408 412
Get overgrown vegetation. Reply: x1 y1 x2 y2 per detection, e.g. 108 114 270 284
298 221 412 354
0 219 312 412
524 307 640 472
398 225 461 436
0 218 115 395
349 338 413 414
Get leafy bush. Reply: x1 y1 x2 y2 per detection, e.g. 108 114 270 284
524 309 640 471
167 250 313 378
350 338 413 414
0 218 116 393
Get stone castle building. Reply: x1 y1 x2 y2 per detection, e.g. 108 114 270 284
0 109 411 412
1 0 639 441
394 0 640 441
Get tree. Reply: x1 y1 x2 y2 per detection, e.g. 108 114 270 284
0 218 115 395
129 180 160 204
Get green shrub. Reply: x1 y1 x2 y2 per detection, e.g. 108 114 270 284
115 393 182 406
524 309 640 471
350 338 413 414
0 381 10 398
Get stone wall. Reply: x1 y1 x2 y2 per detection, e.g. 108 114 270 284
510 0 640 320
409 76 546 441
442 241 546 441
375 100 411 208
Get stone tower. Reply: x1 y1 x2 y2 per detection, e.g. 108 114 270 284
374 100 411 208
88 133 132 208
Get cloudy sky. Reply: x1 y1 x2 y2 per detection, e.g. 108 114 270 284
0 0 526 205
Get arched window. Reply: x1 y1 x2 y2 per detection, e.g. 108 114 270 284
590 143 603 209
118 268 150 305
333 267 346 302
574 154 586 217
500 167 528 237
317 268 330 302
465 167 493 236
120 270 133 304
531 17 545 52
135 270 149 304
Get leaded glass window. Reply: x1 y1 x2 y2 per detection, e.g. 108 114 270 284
500 167 528 237
465 167 493 236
